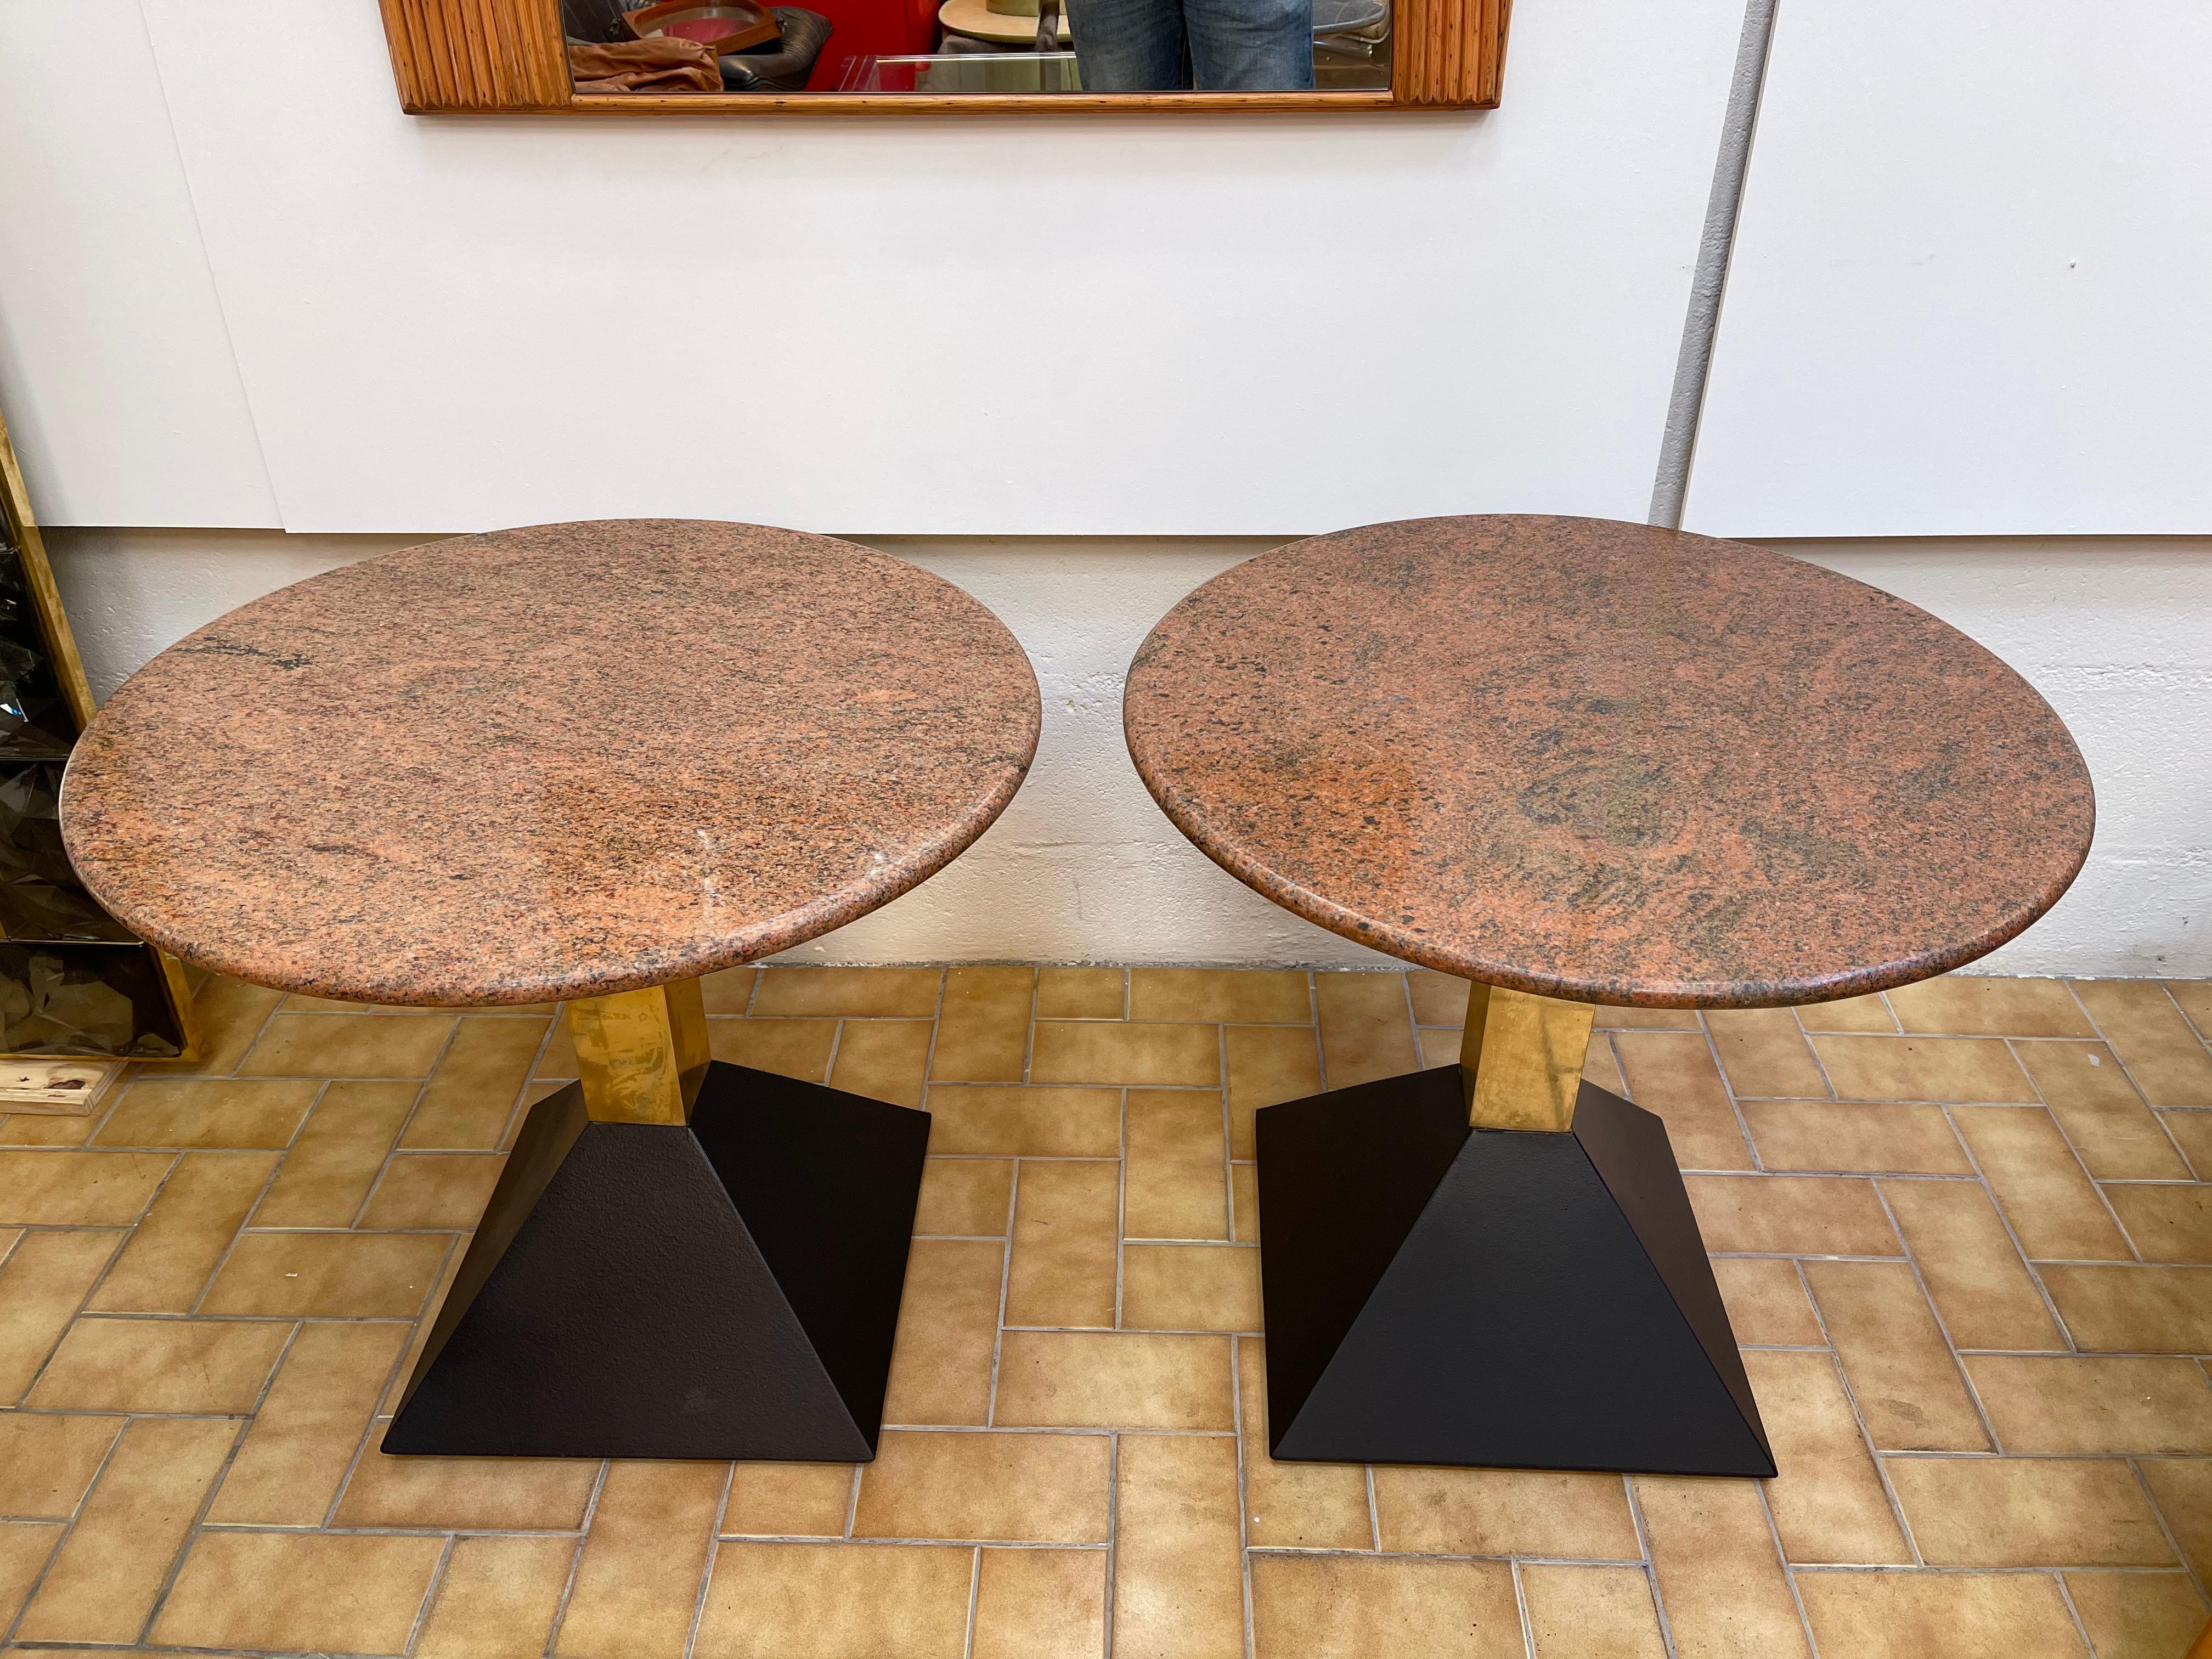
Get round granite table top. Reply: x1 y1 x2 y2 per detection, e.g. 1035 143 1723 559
1124 515 2095 1008
60 521 1041 1007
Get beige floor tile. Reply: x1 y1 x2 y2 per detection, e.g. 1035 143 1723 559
972 1546 1107 1659
201 1229 450 1317
1408 967 1471 1027
2140 1458 2212 1582
173 974 286 1076
1522 1563 1668 1659
913 1157 1013 1235
754 967 943 1018
555 1459 726 1657
2172 981 2212 1041
1226 1024 1323 1158
0 1148 173 1224
1810 1035 2035 1103
1795 992 1900 1034
1116 1433 1245 1659
882 1238 1003 1426
1741 1348 1911 1564
2073 980 2212 1107
0 1230 125 1401
1951 1106 2134 1261
699 964 758 1014
150 1529 445 1653
1795 1568 2085 1659
1006 1160 1119 1328
207 1321 409 1525
379 1242 463 1415
1035 967 1126 1020
1613 1032 1754 1171
0 1521 61 1626
0 1412 122 1517
1124 1090 1229 1241
1889 977 2096 1038
1966 1355 2212 1454
924 1086 1120 1157
1121 1243 1261 1331
241 1012 456 1078
992 1331 1234 1429
720 1461 856 1537
1417 1025 1462 1070
2106 1182 2212 1262
1373 1465 1640 1559
1704 1008 1830 1098
95 1077 319 1149
2063 1570 2207 1659
1131 967 1311 1024
1743 1101 1972 1175
1029 1020 1218 1087
252 1081 417 1225
16 1415 237 1644
1684 1174 1900 1256
1249 1553 1522 1659
1880 1178 2064 1351
928 966 1034 1082
852 1429 1109 1542
26 1314 291 1412
1584 1031 1627 1095
709 1017 836 1082
696 1541 974 1659
2016 1040 2191 1180
1236 1336 1372 1549
1232 1163 1259 1242
1884 1455 2173 1566
358 1151 504 1229
830 1021 935 1107
1595 1003 1705 1031
1802 1259 1990 1451
1633 1476 1812 1659
337 1435 599 1528
2162 1109 2212 1178
1711 1256 1824 1345
536 1017 578 1079
2042 1263 2212 1353
400 1016 546 1148
415 1533 579 1659
1314 972 1418 1088
0 1110 101 1147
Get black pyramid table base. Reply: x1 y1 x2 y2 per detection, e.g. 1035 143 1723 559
1256 1066 1775 1477
383 1061 930 1462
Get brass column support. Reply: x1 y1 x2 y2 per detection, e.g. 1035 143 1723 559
564 978 712 1125
1459 982 1596 1133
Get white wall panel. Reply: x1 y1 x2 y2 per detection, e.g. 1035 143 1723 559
1687 0 2212 538
0 0 279 527
134 0 1741 535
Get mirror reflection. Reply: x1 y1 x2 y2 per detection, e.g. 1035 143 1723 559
561 0 1389 96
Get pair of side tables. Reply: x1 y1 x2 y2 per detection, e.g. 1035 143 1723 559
57 516 2093 1480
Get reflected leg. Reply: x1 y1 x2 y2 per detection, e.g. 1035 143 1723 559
1069 0 1190 89
1184 0 1314 89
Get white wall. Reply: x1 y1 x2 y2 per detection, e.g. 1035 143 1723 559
47 527 2212 975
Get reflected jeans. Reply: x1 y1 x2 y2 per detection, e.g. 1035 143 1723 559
1071 0 1314 91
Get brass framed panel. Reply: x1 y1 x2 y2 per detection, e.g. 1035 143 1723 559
380 0 1509 113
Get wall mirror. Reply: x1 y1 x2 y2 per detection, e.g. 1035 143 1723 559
380 0 1506 112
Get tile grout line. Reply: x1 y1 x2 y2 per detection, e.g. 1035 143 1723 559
985 1158 1019 1427
0 1378 138 1649
1232 1334 1257 1659
2129 1455 2212 1607
2063 979 2201 1192
541 1460 610 1658
133 1384 272 1646
1696 1009 1771 1172
1509 1556 1536 1659
1102 1431 1119 1659
960 1542 981 1659
2047 1567 2102 1658
402 1531 458 1657
2002 1030 2145 1262
1755 1477 1825 1659
680 1460 737 1659
1864 1178 2008 1458
323 1291 438 1529
1930 1101 2081 1354
1620 1476 1681 1659
1791 1256 1926 1567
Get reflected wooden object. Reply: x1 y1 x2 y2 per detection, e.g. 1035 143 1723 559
565 979 712 1125
1460 981 1594 1132
379 0 1505 113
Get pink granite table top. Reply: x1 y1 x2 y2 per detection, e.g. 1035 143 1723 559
60 521 1040 1006
1124 515 2095 1008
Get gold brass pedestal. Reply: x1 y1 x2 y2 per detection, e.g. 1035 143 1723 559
563 979 710 1125
1459 982 1596 1133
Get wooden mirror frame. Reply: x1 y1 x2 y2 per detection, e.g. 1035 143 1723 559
379 0 1508 113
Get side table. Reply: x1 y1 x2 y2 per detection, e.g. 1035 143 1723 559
61 520 1040 1460
1125 514 2094 1476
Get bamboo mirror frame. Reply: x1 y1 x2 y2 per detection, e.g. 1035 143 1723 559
379 0 1508 112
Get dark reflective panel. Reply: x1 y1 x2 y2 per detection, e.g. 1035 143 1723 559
0 943 184 1058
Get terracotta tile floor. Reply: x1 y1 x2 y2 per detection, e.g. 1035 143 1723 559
2 967 2210 1657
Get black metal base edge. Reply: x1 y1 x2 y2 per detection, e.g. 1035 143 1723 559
382 1060 930 1461
1256 1066 1775 1477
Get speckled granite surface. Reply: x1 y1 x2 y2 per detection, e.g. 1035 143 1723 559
1124 515 2095 1008
61 521 1040 1006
